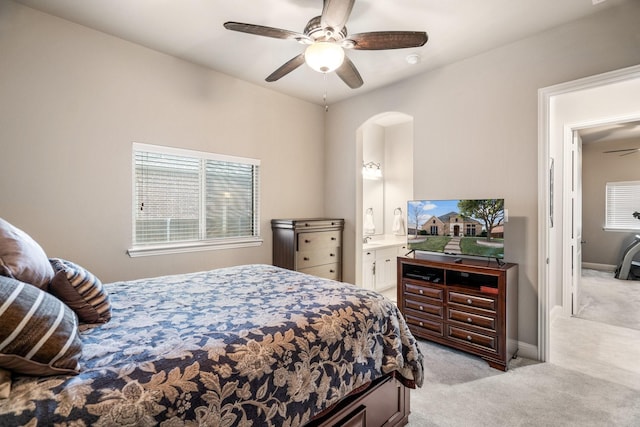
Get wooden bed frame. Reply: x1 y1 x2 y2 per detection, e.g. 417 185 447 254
308 374 411 426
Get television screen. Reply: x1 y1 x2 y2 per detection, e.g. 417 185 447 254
407 199 505 259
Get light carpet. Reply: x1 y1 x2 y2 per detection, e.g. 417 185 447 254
408 340 640 426
577 269 640 330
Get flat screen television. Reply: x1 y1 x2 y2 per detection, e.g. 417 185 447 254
407 199 505 260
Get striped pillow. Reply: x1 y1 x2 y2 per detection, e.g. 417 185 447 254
0 275 82 376
48 258 111 324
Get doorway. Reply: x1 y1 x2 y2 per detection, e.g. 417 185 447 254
355 112 414 287
538 64 640 362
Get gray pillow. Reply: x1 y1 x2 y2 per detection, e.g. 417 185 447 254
0 275 82 376
49 258 111 324
0 218 54 289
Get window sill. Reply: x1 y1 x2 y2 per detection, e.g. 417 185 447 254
603 227 640 233
127 238 263 257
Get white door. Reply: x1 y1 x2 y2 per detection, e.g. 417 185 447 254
571 131 583 315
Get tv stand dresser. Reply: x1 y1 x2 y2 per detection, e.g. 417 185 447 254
397 254 518 370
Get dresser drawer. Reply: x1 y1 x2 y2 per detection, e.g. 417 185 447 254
448 308 496 330
296 249 340 269
448 291 496 312
298 231 341 250
447 325 496 351
405 313 444 336
404 297 443 319
404 282 443 300
299 263 340 281
294 219 343 230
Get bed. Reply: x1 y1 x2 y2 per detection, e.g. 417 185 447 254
0 263 423 426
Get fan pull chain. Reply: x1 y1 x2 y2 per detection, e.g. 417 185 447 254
323 73 329 112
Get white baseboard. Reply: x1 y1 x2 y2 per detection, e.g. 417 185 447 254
582 262 616 272
550 304 564 326
516 341 538 361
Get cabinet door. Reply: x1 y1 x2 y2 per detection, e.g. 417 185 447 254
374 248 397 291
362 251 376 290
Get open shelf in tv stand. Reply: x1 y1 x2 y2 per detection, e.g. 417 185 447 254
397 253 518 371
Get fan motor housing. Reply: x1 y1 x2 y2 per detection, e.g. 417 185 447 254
305 16 347 41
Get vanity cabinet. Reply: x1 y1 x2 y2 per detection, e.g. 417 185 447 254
397 254 518 370
363 244 408 292
271 218 344 281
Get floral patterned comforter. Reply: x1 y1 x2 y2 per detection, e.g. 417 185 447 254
1 264 423 426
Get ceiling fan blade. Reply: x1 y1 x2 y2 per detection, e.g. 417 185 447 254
336 56 363 89
603 148 640 153
346 31 428 50
265 54 306 82
620 149 640 156
321 0 355 32
224 22 310 42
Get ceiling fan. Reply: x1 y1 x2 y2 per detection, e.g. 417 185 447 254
603 148 640 156
223 0 428 89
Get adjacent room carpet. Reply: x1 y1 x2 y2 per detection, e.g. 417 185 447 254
578 269 640 330
408 340 640 426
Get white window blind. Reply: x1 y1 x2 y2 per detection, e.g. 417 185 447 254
129 143 261 256
605 181 640 231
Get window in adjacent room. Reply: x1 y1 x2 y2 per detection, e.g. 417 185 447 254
128 143 261 257
604 180 640 231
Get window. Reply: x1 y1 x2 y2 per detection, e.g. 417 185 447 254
128 143 261 257
466 224 476 236
605 181 640 231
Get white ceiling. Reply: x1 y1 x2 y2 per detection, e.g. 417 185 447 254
15 0 630 105
579 120 640 145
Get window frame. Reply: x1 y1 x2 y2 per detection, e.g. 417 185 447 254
604 180 640 232
127 143 262 257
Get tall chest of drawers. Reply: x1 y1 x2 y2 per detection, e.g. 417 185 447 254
398 254 518 371
271 218 344 281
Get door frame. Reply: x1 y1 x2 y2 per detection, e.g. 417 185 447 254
538 64 640 362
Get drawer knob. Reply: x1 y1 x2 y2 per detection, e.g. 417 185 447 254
304 257 310 261
419 322 424 327
329 269 335 273
419 289 423 295
467 317 472 323
466 335 472 341
330 253 335 257
305 239 311 243
466 298 473 304
331 237 336 241
419 305 424 311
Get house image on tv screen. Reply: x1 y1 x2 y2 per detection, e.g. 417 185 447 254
422 212 483 237
407 199 505 258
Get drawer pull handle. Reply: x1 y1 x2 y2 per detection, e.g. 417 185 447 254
467 317 473 323
419 305 424 311
466 298 473 304
466 335 473 341
419 289 423 295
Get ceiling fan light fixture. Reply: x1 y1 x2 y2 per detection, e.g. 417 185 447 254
305 42 345 73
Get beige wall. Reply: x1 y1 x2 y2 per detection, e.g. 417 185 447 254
582 137 640 266
3 0 640 351
0 1 325 282
324 1 640 349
